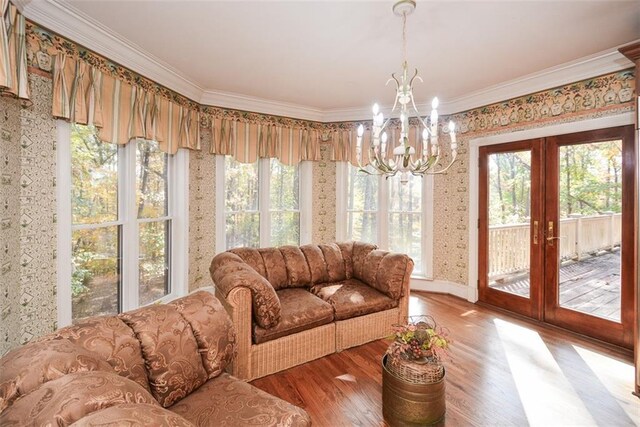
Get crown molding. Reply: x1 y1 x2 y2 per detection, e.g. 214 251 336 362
17 1 637 123
200 90 325 122
321 45 635 122
21 0 204 102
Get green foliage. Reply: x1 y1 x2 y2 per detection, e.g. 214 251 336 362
488 140 622 226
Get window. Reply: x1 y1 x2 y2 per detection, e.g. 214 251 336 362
60 123 185 324
341 163 431 276
218 157 309 251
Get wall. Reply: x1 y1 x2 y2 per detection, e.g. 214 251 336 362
1 74 58 354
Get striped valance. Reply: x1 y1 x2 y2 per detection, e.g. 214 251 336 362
208 117 320 165
0 0 29 100
52 53 200 154
331 124 425 166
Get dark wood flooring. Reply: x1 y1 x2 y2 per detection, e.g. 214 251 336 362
491 251 622 321
251 292 639 426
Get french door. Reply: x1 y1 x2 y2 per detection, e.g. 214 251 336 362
479 125 635 348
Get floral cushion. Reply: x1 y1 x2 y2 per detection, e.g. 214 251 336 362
311 279 398 320
253 288 334 344
0 372 157 426
169 373 311 427
0 339 114 413
119 305 208 407
70 403 195 427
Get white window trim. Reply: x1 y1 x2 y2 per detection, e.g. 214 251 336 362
335 161 434 280
215 155 312 253
56 121 188 327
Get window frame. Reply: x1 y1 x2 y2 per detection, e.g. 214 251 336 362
57 121 189 327
336 162 434 279
216 155 312 252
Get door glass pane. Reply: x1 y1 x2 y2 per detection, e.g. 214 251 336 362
71 226 120 321
137 140 168 219
139 220 170 306
71 125 118 224
487 151 532 297
558 140 622 322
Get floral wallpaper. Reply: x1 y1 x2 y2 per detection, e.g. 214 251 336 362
188 127 217 292
0 97 21 356
0 74 58 354
312 144 337 244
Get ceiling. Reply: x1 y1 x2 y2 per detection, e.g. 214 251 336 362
24 1 640 119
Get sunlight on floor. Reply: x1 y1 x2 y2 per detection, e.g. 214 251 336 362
573 345 639 423
493 318 597 426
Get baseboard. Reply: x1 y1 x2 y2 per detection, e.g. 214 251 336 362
410 278 478 303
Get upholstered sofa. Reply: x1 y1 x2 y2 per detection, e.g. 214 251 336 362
0 291 310 426
210 241 414 381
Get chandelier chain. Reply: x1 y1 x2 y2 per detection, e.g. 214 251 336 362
402 11 407 65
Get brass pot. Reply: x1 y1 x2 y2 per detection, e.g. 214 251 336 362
382 355 446 426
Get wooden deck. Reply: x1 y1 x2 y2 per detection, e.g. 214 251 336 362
490 250 621 321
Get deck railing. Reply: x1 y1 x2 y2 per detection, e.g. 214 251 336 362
488 213 621 277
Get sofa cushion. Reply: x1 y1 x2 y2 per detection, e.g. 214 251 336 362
351 241 377 281
310 279 398 320
319 243 348 282
337 241 355 279
253 288 334 344
229 247 267 278
119 305 208 408
0 372 158 426
0 339 114 413
374 252 414 300
70 403 195 427
35 315 151 392
212 260 282 329
300 244 330 283
258 248 289 289
280 246 312 287
170 290 236 379
169 373 311 427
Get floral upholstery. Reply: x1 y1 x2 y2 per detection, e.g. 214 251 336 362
170 373 311 427
372 252 414 299
319 243 348 282
0 290 309 425
311 279 398 320
0 339 114 413
280 246 312 287
70 403 195 427
253 288 334 344
35 315 151 392
351 241 378 280
300 244 330 283
258 247 289 289
120 304 208 408
229 247 267 277
170 291 237 379
0 372 158 426
210 252 281 329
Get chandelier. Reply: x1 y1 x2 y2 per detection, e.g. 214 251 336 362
356 0 457 183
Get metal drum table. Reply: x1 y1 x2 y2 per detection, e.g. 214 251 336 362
382 355 446 426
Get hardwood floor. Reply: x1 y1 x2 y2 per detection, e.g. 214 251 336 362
251 292 639 426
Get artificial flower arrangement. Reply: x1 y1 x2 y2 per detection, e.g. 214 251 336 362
387 315 452 363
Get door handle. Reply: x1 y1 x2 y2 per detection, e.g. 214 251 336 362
546 221 560 245
533 221 538 245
